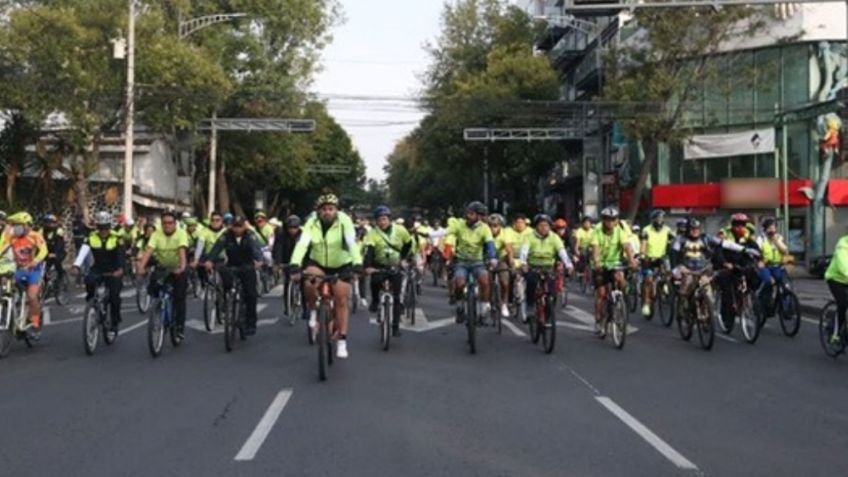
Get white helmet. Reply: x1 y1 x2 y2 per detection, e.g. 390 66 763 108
94 211 112 227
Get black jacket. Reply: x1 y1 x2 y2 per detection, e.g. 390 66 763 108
272 228 301 265
208 230 263 267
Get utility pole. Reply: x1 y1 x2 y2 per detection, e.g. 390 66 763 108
122 0 135 219
208 111 217 215
483 145 490 207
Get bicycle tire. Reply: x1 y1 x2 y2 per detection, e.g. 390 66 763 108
740 294 762 344
658 281 675 327
627 276 639 314
381 293 391 351
677 298 693 341
778 289 802 337
102 303 117 346
696 293 715 351
612 294 627 349
0 301 11 358
203 285 216 332
82 301 99 356
818 302 844 358
542 295 556 354
289 284 302 326
318 301 330 380
715 292 733 334
530 297 542 344
136 279 150 314
55 274 70 306
147 299 164 358
467 286 477 355
225 294 237 352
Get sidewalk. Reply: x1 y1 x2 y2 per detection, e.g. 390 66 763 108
787 265 831 316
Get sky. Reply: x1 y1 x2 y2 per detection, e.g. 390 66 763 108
313 0 444 180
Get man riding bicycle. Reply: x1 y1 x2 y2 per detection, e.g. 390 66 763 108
137 210 190 341
670 219 721 308
429 202 497 321
520 214 574 310
716 213 762 326
363 206 413 337
591 207 637 333
290 193 363 359
755 217 791 314
640 210 676 317
205 215 264 336
1 212 48 336
42 213 67 289
272 215 304 318
488 213 514 319
572 216 594 273
72 211 125 331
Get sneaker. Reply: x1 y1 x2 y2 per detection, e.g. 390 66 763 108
641 304 651 317
360 297 368 308
481 302 491 317
308 310 318 330
500 303 509 318
175 327 185 341
336 339 349 359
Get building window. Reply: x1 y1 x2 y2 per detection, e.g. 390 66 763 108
706 158 729 182
683 157 704 183
728 50 755 126
786 120 810 179
729 155 756 178
782 44 810 108
755 47 781 124
756 153 777 178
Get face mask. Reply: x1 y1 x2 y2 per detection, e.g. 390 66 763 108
766 230 776 236
12 225 26 237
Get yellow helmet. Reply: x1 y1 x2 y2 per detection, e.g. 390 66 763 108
7 211 33 225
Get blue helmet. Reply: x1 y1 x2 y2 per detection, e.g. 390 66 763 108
373 206 392 219
650 210 665 221
223 212 234 224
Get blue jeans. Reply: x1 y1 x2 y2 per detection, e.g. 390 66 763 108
757 265 786 314
453 261 486 282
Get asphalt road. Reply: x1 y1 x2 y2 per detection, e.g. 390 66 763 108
0 277 845 477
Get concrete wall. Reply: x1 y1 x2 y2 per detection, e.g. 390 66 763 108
133 138 178 200
826 205 848 253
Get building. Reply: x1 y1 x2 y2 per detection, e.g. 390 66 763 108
525 0 848 261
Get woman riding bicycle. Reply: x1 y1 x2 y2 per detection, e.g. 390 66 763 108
519 214 574 308
363 206 413 337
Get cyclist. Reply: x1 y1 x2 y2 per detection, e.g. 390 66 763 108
137 210 190 340
489 213 514 318
825 232 848 344
508 213 533 245
363 206 413 337
290 193 363 359
430 201 497 321
520 214 574 310
591 207 637 333
253 211 274 246
204 216 263 335
573 216 594 271
755 217 790 314
640 210 676 317
42 213 67 290
72 211 125 331
670 218 721 310
716 213 762 326
1 212 48 335
273 215 305 318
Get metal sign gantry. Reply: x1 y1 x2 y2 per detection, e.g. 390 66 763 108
179 13 247 39
563 0 845 12
198 118 316 132
307 165 353 175
464 128 584 142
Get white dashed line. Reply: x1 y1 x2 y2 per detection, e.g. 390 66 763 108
235 388 293 461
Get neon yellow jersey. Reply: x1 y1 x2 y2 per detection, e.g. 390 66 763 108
758 234 786 265
146 229 190 270
290 211 362 268
447 220 493 262
591 226 629 269
574 227 593 251
826 235 848 284
642 224 674 259
492 230 512 260
523 232 565 268
364 225 412 267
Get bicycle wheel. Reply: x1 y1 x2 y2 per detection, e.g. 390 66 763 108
224 295 237 352
612 295 628 349
716 292 734 335
542 295 556 354
579 268 588 294
658 281 675 327
289 283 302 326
778 289 801 337
102 303 117 345
136 279 150 314
82 301 100 356
530 296 542 344
380 294 391 351
466 289 477 355
696 294 715 351
677 297 693 341
740 294 762 344
0 302 11 358
147 299 164 357
22 310 41 348
317 302 330 380
55 274 70 306
627 277 639 314
203 285 216 332
818 302 844 357
405 282 415 326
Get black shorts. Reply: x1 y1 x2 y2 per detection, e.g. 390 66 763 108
304 260 353 282
594 268 620 289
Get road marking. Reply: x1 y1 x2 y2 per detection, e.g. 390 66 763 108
42 306 51 326
596 396 698 471
502 319 527 337
122 319 148 334
45 317 83 326
235 388 293 461
558 321 596 333
716 333 739 344
802 317 818 326
562 305 639 335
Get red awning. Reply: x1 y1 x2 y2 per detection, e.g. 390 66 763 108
653 180 813 209
828 179 848 205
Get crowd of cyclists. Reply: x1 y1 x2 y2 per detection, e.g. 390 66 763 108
0 192 846 363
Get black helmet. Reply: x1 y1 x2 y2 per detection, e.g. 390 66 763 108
687 218 702 230
600 207 619 219
650 210 665 221
533 214 553 226
676 219 687 228
761 216 777 230
465 201 488 216
285 215 301 227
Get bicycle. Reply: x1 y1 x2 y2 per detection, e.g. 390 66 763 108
135 271 151 314
454 265 484 355
82 273 119 355
40 261 70 306
373 267 402 351
555 262 569 309
186 266 202 299
350 273 361 314
146 271 182 358
510 271 527 324
304 273 343 381
626 263 640 315
655 265 676 328
202 269 221 332
722 266 763 344
819 300 846 357
0 274 41 357
759 275 802 337
527 268 559 354
219 265 251 353
283 265 303 327
675 269 716 350
597 266 629 349
402 265 417 327
489 267 505 335
578 253 594 295
429 248 445 287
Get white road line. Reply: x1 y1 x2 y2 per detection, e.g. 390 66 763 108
595 396 698 471
802 317 818 326
716 333 739 344
45 317 82 326
235 388 293 462
42 307 51 326
121 319 148 334
502 319 527 337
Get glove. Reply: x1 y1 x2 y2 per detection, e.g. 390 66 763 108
745 248 761 258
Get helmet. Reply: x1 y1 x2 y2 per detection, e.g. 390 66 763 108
181 211 191 220
0 211 6 220
676 219 687 228
255 211 267 220
231 215 247 226
581 215 594 224
7 212 33 225
286 215 301 227
373 206 392 219
126 218 135 227
687 218 702 230
269 217 282 228
553 218 567 229
650 210 665 221
730 212 750 225
600 207 619 219
761 217 777 230
534 214 553 226
488 214 505 226
465 201 488 216
43 213 57 223
632 224 641 233
223 212 234 224
395 218 405 225
93 211 112 227
315 194 339 209
183 217 198 226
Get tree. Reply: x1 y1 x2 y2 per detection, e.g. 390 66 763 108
601 7 771 220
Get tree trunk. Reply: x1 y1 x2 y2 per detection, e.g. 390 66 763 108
810 149 834 257
216 158 230 213
5 162 18 206
626 140 657 222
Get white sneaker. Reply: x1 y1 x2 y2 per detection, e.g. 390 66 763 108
308 310 318 330
481 302 491 317
360 297 368 308
500 303 509 318
336 339 349 359
641 304 651 317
